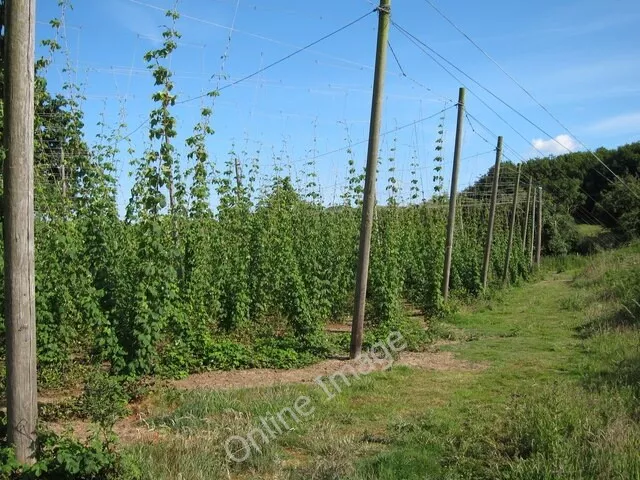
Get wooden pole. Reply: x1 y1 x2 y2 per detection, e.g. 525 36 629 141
530 187 536 266
522 178 532 253
481 136 502 290
442 87 466 302
536 187 543 266
503 164 522 283
350 0 390 359
3 0 38 464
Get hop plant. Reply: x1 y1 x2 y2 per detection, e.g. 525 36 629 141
433 111 447 194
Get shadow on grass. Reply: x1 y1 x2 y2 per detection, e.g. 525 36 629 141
576 230 628 255
583 353 640 397
575 307 638 339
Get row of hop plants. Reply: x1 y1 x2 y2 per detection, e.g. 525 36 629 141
0 6 531 382
22 168 529 379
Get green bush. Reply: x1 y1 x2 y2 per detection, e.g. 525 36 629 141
600 176 640 238
79 371 130 429
543 213 580 256
1 414 139 480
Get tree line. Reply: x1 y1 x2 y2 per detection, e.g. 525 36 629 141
467 142 640 254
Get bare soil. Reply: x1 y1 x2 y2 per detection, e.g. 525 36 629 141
171 348 484 391
44 346 485 443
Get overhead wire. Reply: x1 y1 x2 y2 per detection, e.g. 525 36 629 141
420 0 637 199
500 156 621 233
128 0 381 74
123 7 377 140
273 104 456 167
388 40 451 103
58 0 630 223
459 106 623 233
392 20 638 200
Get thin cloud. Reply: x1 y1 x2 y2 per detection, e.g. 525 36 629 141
587 112 640 135
109 0 164 40
532 134 578 155
544 13 640 37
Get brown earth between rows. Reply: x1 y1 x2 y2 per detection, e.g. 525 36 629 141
45 346 485 444
171 348 482 391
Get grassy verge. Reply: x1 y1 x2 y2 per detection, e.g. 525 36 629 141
101 244 640 478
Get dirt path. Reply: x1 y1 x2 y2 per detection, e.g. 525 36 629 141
171 346 481 391
44 344 482 443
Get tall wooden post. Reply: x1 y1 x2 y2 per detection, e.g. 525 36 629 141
350 0 390 359
3 0 38 464
530 187 537 266
522 178 532 253
442 87 466 302
481 136 502 290
503 164 522 283
536 187 543 266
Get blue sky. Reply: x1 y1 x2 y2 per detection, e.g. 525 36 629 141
36 0 640 209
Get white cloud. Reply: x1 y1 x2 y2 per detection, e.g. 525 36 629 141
532 134 578 155
587 112 640 135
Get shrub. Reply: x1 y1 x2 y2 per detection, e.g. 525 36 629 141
1 413 140 480
543 213 580 256
79 370 130 429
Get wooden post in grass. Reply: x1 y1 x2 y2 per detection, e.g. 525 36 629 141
503 164 522 283
350 0 391 359
442 87 466 302
3 0 38 465
481 136 502 290
530 187 537 266
522 178 532 253
536 187 543 266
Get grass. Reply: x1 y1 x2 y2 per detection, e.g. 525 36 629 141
119 243 640 479
576 223 606 238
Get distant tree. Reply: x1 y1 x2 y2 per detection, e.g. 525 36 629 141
599 176 640 238
467 142 640 240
